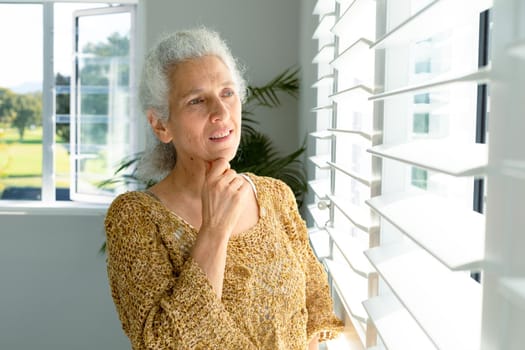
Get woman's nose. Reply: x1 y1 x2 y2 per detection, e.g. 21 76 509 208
209 96 228 122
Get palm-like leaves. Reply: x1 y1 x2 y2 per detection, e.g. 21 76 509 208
241 66 300 135
97 154 144 189
245 67 299 109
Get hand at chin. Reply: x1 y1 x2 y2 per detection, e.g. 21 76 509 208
201 157 250 238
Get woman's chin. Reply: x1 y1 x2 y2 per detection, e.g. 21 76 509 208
224 151 238 163
206 148 239 163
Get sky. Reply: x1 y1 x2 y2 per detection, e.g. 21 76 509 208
0 3 124 92
0 4 43 89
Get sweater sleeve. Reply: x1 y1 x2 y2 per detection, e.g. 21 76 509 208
105 193 257 350
279 183 344 343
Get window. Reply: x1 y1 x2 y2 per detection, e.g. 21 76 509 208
309 0 380 345
308 0 525 349
0 1 137 203
71 5 136 202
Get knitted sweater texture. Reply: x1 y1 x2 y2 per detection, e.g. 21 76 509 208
105 174 343 349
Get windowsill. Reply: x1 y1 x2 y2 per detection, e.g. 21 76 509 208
0 200 109 216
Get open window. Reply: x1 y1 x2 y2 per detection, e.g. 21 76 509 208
0 1 137 204
70 5 136 203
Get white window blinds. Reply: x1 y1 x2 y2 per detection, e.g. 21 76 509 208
310 0 381 347
308 0 525 349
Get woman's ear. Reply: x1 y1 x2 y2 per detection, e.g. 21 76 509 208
147 110 173 143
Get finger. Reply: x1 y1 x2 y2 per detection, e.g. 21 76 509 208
228 175 245 190
234 179 252 200
214 170 240 191
206 158 231 179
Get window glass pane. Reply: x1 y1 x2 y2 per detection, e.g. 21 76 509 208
0 4 43 200
54 3 103 201
73 10 132 199
411 166 427 189
412 113 429 133
405 16 480 210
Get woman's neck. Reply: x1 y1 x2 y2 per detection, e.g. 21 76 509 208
146 160 208 229
165 159 208 199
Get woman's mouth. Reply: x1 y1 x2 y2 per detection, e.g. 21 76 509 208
209 129 233 141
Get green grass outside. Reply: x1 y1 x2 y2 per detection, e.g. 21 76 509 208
0 127 71 194
0 126 119 198
2 143 43 176
0 125 42 143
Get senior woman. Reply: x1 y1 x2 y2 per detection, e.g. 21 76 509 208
104 27 343 350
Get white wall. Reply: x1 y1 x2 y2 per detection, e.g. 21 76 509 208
0 213 130 350
141 0 302 155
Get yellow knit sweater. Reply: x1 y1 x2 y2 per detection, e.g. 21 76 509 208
105 173 343 350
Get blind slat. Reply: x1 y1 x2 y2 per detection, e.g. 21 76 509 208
363 295 436 350
307 203 329 229
371 0 493 50
309 155 331 169
368 66 491 101
366 191 485 270
499 278 525 310
328 161 373 187
312 44 335 64
312 129 374 141
312 13 336 40
335 0 355 15
329 195 374 232
313 0 336 16
311 104 333 112
326 227 374 277
312 74 334 88
308 179 330 199
330 84 374 100
365 241 482 350
331 38 373 69
329 127 373 141
324 258 369 323
308 228 331 258
367 140 487 177
332 0 376 44
310 130 333 139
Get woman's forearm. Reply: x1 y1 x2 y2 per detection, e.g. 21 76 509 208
190 228 230 299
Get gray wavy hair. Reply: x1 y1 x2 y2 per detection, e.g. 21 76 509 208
135 27 247 182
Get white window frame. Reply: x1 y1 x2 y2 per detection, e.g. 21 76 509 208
70 4 137 203
0 0 139 212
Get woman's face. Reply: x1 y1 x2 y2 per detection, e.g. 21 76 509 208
163 55 242 165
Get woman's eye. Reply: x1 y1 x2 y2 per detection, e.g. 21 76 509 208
189 98 203 105
223 89 235 97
